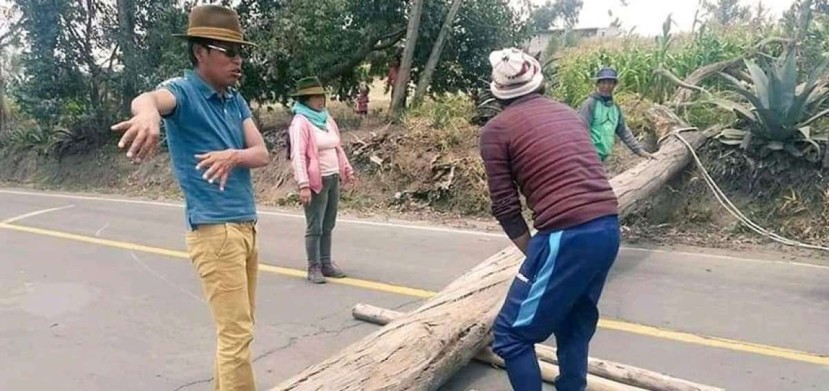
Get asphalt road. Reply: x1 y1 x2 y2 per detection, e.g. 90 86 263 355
0 188 827 391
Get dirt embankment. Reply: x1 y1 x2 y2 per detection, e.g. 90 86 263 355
1 98 827 258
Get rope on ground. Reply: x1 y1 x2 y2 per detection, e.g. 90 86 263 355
667 128 829 252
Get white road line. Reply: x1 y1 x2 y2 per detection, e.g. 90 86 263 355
0 189 181 208
1 205 76 224
129 252 204 303
95 223 110 237
1 188 826 269
0 188 504 237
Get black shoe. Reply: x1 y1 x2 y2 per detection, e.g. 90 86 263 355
307 264 326 284
321 262 347 278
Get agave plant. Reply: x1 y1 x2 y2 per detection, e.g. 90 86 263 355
708 47 829 161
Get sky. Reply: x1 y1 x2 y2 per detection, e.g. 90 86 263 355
516 0 796 36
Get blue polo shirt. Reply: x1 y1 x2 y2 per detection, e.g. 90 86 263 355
158 70 257 229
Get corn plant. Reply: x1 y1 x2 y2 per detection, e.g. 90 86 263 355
547 25 752 107
708 47 829 161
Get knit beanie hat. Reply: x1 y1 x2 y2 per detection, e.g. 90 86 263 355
488 48 544 100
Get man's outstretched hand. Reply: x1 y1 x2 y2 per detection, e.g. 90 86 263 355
112 112 161 163
196 150 240 191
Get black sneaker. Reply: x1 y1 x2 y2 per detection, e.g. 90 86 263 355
321 262 347 278
307 264 326 284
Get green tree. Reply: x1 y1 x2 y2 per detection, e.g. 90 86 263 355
116 0 137 113
235 0 526 107
703 0 752 26
13 0 118 151
236 0 407 106
5 0 528 150
0 4 20 47
529 0 583 32
0 4 21 131
408 0 529 97
14 0 81 128
413 0 464 106
122 0 189 95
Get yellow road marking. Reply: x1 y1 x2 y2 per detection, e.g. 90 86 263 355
257 264 434 299
0 222 436 299
1 205 75 224
598 319 829 366
0 221 826 366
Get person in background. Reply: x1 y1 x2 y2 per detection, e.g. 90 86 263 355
111 5 268 390
479 48 621 391
356 84 370 117
385 55 400 96
288 76 355 284
579 67 654 162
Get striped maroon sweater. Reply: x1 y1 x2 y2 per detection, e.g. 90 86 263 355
479 94 619 239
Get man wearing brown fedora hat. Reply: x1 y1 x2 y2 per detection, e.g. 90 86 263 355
111 5 268 390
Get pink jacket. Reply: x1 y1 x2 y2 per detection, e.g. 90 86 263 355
288 114 354 194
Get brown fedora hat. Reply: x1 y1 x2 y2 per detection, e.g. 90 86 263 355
173 5 255 46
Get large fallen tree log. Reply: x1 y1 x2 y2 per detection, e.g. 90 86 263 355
272 106 708 391
352 303 722 391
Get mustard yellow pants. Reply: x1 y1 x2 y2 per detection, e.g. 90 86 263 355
186 222 259 391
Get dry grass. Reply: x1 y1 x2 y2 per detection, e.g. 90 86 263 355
337 95 490 216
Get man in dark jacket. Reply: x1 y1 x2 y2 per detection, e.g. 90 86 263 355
579 67 653 162
479 48 621 391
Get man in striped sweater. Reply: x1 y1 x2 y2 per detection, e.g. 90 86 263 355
479 48 621 391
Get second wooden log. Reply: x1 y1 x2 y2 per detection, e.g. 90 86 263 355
353 303 723 391
353 304 645 391
475 346 645 391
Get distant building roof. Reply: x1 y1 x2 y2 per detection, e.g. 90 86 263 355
538 26 618 34
524 26 621 57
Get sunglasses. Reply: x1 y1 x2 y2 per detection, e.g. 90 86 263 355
206 44 244 58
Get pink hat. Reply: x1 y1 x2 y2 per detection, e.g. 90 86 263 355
488 48 544 100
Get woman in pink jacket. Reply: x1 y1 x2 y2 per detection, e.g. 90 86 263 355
288 77 355 284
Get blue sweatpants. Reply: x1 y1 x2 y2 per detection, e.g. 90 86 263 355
492 215 620 391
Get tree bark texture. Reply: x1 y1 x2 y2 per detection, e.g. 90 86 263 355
389 0 425 117
318 28 406 84
117 0 137 114
412 0 463 106
0 64 6 131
